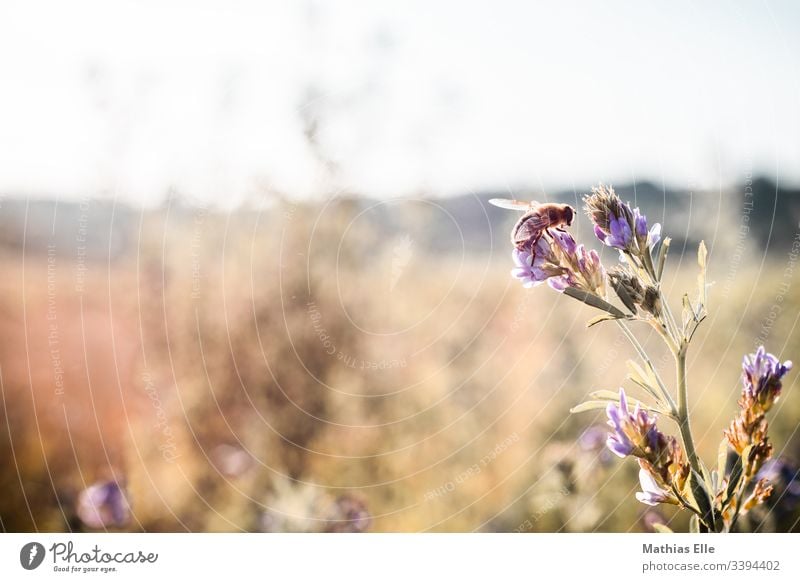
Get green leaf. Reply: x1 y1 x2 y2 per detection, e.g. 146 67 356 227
724 450 745 503
625 360 668 406
586 390 666 414
656 237 671 281
689 468 716 531
700 464 715 501
586 313 624 328
652 523 674 534
689 515 700 534
569 400 611 414
588 389 623 400
626 360 650 387
563 287 628 318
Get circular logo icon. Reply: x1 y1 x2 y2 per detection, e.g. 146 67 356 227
19 542 46 570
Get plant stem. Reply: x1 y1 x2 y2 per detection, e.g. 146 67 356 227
674 345 718 530
674 347 700 474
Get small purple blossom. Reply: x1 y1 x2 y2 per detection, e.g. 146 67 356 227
634 208 648 238
605 388 657 458
550 229 577 255
76 480 130 529
647 222 661 247
511 247 548 288
635 469 671 506
742 346 792 408
594 213 632 250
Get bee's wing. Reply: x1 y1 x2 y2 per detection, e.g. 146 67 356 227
489 198 538 211
513 213 549 245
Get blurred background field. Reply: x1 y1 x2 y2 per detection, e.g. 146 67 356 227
1 1 800 533
1 180 799 532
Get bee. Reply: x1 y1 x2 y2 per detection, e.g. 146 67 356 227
489 199 576 250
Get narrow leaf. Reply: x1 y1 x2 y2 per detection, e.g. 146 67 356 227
652 523 674 534
586 313 623 328
700 464 715 501
627 377 664 403
626 360 650 387
569 400 611 414
588 389 623 400
689 515 700 534
586 390 666 414
563 287 627 318
656 237 671 281
724 451 745 503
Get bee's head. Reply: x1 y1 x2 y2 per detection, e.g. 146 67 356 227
564 205 575 226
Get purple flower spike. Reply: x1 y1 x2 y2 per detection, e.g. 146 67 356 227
742 346 792 409
77 480 130 529
635 469 671 506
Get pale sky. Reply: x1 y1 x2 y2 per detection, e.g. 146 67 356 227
1 0 799 206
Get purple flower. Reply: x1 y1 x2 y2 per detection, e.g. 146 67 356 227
548 238 606 296
606 391 635 457
511 247 548 288
742 347 792 410
510 229 606 297
635 469 671 506
605 388 657 458
594 214 632 250
634 208 648 238
76 480 130 529
550 229 577 255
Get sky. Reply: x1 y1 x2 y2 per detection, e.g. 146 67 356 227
1 0 799 206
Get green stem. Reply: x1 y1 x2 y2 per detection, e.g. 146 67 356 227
675 348 700 473
675 345 716 530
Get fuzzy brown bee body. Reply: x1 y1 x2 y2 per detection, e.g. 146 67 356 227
489 199 576 250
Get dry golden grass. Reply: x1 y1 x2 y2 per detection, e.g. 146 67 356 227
1 200 798 532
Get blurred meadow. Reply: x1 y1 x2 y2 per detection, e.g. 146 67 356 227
1 1 800 533
1 181 799 533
